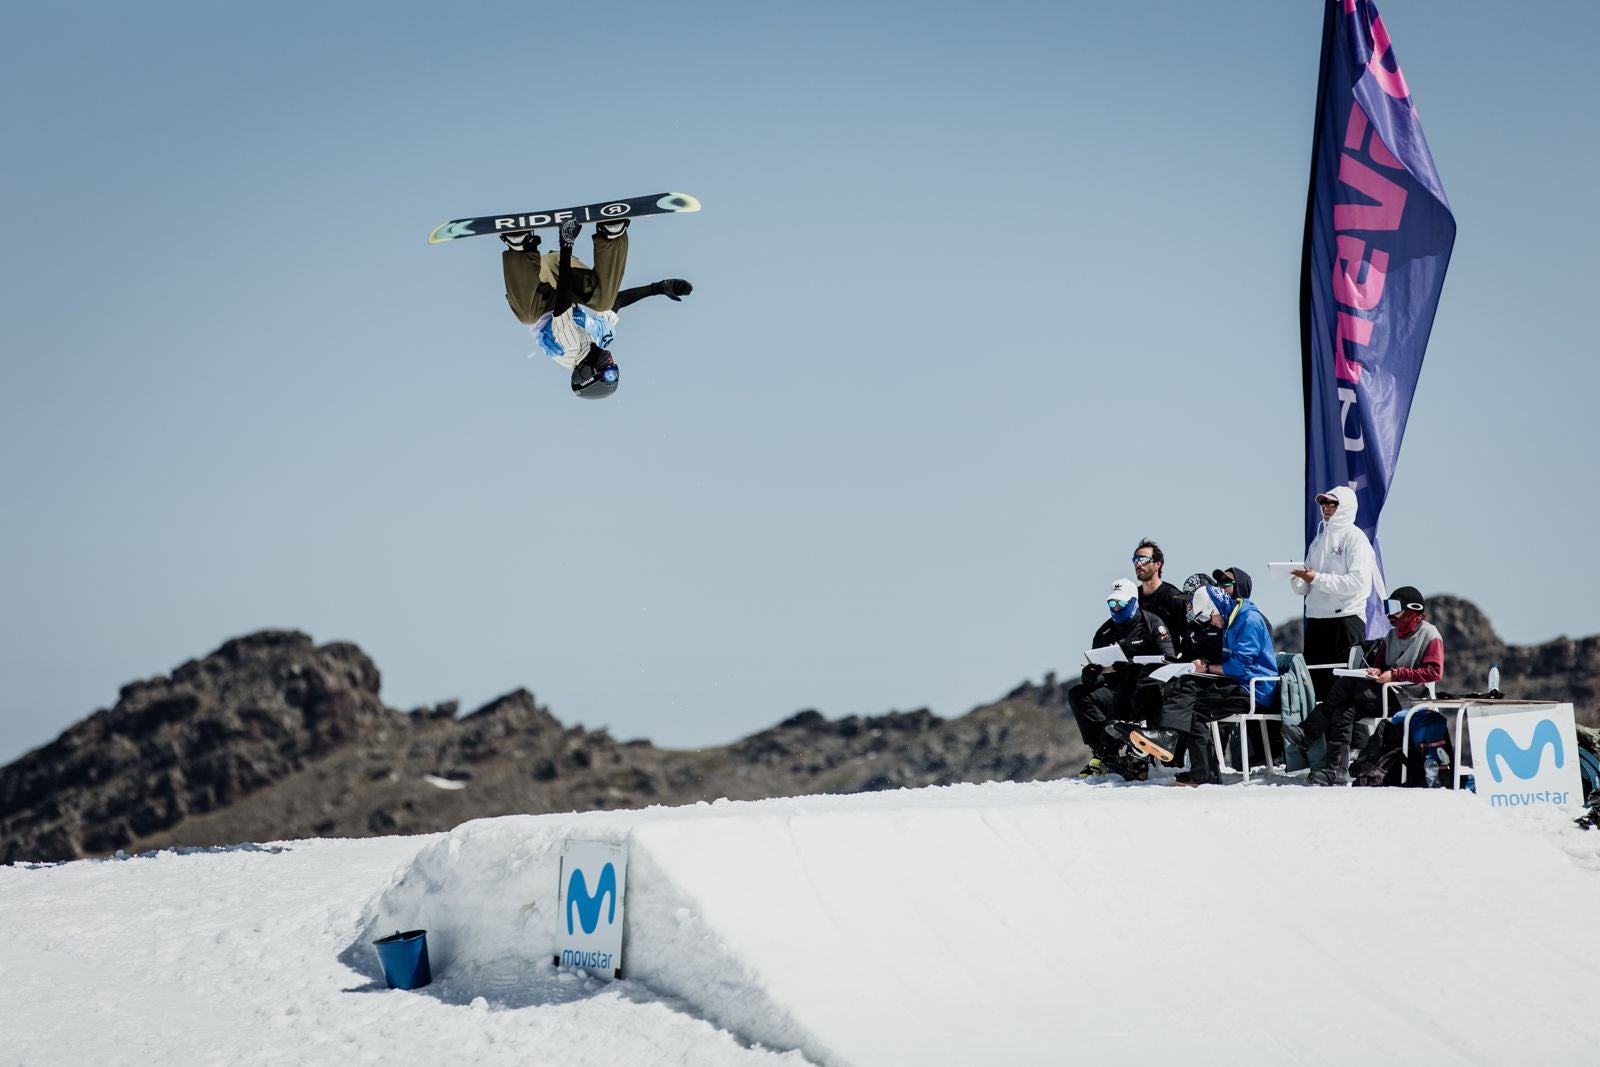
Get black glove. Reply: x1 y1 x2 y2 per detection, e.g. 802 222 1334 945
1081 663 1103 686
656 278 693 301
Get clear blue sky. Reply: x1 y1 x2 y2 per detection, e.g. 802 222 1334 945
3 1 1596 765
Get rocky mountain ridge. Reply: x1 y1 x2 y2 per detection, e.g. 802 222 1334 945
2 595 1594 863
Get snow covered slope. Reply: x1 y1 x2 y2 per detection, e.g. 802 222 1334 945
6 780 1600 1066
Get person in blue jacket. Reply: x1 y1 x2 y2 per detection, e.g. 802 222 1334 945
1110 583 1279 785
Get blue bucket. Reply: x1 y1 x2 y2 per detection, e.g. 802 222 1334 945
373 929 432 990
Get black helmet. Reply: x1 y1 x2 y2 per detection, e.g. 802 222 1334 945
571 348 619 400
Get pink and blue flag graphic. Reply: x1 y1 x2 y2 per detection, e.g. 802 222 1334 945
1301 0 1455 630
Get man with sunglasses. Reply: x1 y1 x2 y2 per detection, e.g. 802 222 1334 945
1068 578 1176 779
1290 486 1384 699
1282 586 1444 786
1132 540 1188 643
501 219 694 399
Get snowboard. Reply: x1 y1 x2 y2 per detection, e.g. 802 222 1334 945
427 192 700 245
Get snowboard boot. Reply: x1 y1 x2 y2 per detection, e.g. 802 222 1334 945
1307 740 1352 786
1103 749 1151 783
559 218 583 244
1175 735 1222 786
500 230 540 253
1280 722 1311 751
1076 757 1108 779
1129 727 1181 765
1100 720 1135 749
596 219 629 239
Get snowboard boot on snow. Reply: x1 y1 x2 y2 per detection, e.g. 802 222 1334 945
1076 757 1108 779
500 230 540 253
1308 741 1352 786
1103 749 1151 782
596 219 629 239
1130 727 1181 765
1174 734 1222 786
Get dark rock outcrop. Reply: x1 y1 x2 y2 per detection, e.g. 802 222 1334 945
0 632 390 862
0 632 1089 863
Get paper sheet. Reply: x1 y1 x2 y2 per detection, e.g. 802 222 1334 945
1149 662 1196 683
1084 645 1128 668
1333 668 1372 678
1132 655 1168 665
1267 561 1307 575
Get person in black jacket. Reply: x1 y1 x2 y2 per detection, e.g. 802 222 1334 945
1069 578 1176 778
1134 539 1188 641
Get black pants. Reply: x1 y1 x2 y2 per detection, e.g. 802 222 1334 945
1302 675 1382 752
1068 675 1162 755
1304 614 1365 701
1157 676 1251 783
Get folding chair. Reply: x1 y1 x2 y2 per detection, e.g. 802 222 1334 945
1208 674 1282 785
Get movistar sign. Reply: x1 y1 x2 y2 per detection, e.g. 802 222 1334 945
554 840 629 980
1468 704 1583 810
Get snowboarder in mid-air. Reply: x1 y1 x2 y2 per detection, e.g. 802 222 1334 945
500 218 693 399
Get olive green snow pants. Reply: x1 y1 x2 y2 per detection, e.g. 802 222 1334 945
502 229 629 323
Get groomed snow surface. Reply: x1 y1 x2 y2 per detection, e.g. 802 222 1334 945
6 778 1600 1066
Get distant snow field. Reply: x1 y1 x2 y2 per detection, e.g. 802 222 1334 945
5 779 1600 1066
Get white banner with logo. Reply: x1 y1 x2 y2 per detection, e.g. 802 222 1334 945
1467 702 1584 809
554 839 628 979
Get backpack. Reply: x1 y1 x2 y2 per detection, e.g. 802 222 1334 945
1349 715 1458 788
1274 652 1316 727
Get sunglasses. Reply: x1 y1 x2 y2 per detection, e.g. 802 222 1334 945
1131 555 1155 565
1383 599 1425 615
1108 598 1133 610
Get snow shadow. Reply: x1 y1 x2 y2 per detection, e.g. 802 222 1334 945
335 935 694 1015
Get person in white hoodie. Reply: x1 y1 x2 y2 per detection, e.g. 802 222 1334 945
1290 485 1385 700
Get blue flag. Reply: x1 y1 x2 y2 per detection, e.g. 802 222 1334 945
1301 0 1456 631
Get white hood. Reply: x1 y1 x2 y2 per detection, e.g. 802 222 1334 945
1321 485 1358 532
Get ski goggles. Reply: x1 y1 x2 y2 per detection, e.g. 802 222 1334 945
1383 598 1425 615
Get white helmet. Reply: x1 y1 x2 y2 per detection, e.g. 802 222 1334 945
1188 585 1220 623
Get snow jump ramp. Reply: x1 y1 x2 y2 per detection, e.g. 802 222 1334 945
364 779 1600 1066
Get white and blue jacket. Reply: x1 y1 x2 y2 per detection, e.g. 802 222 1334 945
529 305 619 368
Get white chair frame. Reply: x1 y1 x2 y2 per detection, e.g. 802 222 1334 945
1207 675 1280 785
1209 660 1346 785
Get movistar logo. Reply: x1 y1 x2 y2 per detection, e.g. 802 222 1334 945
1485 720 1564 783
566 862 618 935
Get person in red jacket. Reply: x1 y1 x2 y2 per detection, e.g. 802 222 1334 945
1284 585 1444 786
